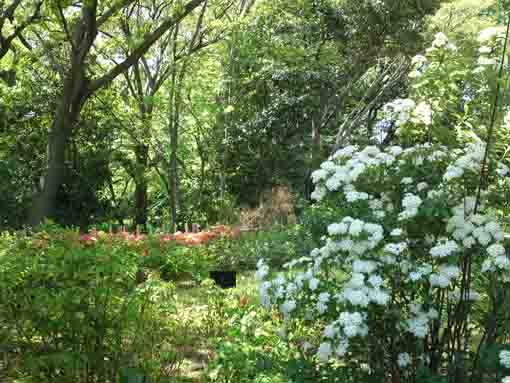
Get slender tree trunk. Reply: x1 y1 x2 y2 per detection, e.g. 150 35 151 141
134 143 149 228
168 25 180 232
169 69 186 231
133 100 152 229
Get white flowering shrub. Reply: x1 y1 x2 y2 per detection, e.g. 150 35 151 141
374 28 510 151
257 140 510 381
257 28 510 383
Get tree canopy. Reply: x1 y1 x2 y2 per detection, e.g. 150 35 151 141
1 0 499 231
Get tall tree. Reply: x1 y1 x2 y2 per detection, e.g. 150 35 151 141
119 0 213 228
215 0 443 204
27 0 206 226
150 0 233 230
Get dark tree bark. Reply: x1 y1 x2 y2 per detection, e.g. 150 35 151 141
28 1 98 225
134 143 149 227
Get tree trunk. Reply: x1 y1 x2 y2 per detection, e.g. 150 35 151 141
28 77 85 226
167 23 188 232
169 74 183 233
28 112 70 226
134 143 149 228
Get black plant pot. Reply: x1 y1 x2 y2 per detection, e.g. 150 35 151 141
120 367 146 383
210 270 237 288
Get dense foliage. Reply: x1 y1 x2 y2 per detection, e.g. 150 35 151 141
3 1 510 382
256 27 510 383
0 0 442 230
0 227 177 381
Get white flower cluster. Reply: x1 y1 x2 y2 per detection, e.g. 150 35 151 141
338 271 390 307
413 101 433 126
312 145 399 205
482 243 510 272
405 303 438 338
429 265 461 288
259 139 510 368
317 312 368 362
325 311 368 339
478 57 498 66
411 54 427 67
429 238 458 258
399 193 423 220
384 242 407 255
475 28 502 71
443 142 486 181
432 32 448 48
478 27 501 43
316 337 350 362
447 202 503 249
501 350 510 368
409 55 427 78
317 291 330 314
382 99 416 126
328 217 384 255
408 264 433 282
390 228 403 237
427 32 457 52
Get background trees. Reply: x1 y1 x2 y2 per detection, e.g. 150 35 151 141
0 0 471 230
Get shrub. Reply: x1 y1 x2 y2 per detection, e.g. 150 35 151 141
206 225 314 272
205 296 290 383
139 238 212 282
0 229 178 382
255 28 510 383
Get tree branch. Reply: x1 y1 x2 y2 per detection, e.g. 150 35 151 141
57 2 74 51
0 0 43 61
88 0 206 95
0 0 23 31
97 0 137 27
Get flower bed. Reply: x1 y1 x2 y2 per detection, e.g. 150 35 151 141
79 224 240 247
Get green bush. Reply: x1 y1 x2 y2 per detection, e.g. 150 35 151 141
0 229 178 382
206 225 315 272
205 297 368 383
139 238 212 282
299 203 343 245
204 295 289 383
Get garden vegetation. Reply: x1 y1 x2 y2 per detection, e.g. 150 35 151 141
2 0 510 382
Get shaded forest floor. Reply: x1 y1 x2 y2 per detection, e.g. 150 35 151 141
167 272 259 382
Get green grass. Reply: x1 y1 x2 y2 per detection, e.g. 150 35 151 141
166 270 260 382
174 270 259 305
